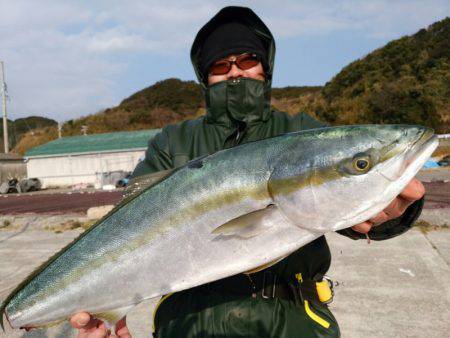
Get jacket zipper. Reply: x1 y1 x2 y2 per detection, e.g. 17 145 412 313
233 121 247 146
224 121 247 148
235 129 241 142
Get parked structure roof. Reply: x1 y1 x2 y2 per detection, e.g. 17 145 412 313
0 153 23 161
25 129 160 157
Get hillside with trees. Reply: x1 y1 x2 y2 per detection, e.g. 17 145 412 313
11 17 450 154
56 79 204 139
317 17 449 129
0 116 56 152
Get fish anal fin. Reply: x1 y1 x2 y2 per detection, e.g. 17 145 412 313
244 253 290 274
94 304 135 328
17 318 64 332
212 205 277 239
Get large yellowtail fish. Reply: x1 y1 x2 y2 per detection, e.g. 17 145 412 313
1 125 438 331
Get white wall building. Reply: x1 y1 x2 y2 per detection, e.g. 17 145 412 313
25 129 159 188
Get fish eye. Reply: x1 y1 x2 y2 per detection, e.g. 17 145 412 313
352 157 371 172
341 152 376 176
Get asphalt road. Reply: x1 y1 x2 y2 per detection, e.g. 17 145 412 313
0 228 448 338
423 181 450 209
0 190 122 215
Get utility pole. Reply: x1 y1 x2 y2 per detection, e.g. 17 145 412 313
58 121 62 138
1 61 9 153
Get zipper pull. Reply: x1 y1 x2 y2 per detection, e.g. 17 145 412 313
234 121 247 144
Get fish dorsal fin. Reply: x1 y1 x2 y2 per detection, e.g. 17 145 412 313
212 205 277 239
123 154 210 201
123 169 174 200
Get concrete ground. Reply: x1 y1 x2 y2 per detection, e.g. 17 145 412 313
327 229 450 338
0 227 449 338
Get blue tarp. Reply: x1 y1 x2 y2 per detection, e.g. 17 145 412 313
423 160 440 168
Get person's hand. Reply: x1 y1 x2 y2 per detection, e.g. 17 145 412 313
70 312 131 338
351 178 425 234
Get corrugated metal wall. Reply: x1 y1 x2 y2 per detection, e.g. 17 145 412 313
26 150 144 188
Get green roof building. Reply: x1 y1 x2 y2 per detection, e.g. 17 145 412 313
25 129 159 188
26 129 160 157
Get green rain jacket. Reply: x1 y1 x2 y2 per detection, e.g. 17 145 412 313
132 7 424 338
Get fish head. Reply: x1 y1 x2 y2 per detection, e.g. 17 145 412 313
269 125 438 232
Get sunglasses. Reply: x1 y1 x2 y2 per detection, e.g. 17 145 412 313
209 53 260 76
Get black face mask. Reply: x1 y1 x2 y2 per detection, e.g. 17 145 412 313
205 77 272 126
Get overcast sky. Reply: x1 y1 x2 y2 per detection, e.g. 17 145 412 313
1 0 449 122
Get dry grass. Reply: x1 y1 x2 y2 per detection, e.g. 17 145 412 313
13 126 59 155
433 146 450 158
0 219 12 229
414 220 448 234
44 219 96 233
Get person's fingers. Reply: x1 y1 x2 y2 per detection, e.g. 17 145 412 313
399 178 425 202
69 313 131 338
378 180 424 222
369 211 390 226
351 221 373 234
78 324 109 338
70 312 92 329
96 322 112 338
80 318 103 332
384 196 411 219
84 327 108 338
351 179 425 235
70 313 111 338
115 317 132 338
116 327 132 337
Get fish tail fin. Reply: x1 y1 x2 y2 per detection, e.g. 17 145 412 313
1 299 9 332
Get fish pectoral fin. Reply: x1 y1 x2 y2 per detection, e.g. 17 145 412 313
212 205 277 239
94 304 135 328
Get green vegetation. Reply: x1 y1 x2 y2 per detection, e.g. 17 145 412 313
10 18 450 155
318 18 449 130
60 78 204 138
0 116 56 152
271 86 322 99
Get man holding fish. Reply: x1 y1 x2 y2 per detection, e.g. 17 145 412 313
66 6 425 338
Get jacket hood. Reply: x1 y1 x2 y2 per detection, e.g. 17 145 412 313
190 6 276 126
190 6 276 87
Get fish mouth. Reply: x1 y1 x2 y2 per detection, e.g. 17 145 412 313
411 128 435 151
405 128 437 168
380 128 438 182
